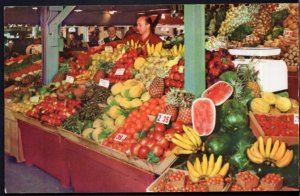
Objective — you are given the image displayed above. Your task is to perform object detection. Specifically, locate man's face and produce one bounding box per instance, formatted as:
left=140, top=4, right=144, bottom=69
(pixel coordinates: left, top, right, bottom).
left=108, top=27, right=116, bottom=38
left=137, top=16, right=150, bottom=35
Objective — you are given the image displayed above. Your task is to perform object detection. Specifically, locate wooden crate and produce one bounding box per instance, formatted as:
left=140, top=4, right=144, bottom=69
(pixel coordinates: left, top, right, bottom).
left=249, top=112, right=298, bottom=145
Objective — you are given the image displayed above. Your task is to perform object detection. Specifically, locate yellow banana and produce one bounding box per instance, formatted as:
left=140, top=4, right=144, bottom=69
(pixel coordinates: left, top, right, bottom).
left=265, top=137, right=272, bottom=158
left=126, top=41, right=130, bottom=46
left=188, top=171, right=200, bottom=183
left=207, top=154, right=215, bottom=176
left=130, top=40, right=134, bottom=48
left=178, top=44, right=183, bottom=54
left=146, top=43, right=151, bottom=55
left=187, top=126, right=202, bottom=147
left=183, top=133, right=190, bottom=141
left=171, top=138, right=195, bottom=151
left=210, top=155, right=223, bottom=177
left=275, top=150, right=294, bottom=168
left=194, top=157, right=203, bottom=176
left=247, top=148, right=264, bottom=164
left=202, top=154, right=208, bottom=175
left=251, top=141, right=264, bottom=160
left=187, top=160, right=200, bottom=178
left=218, top=162, right=230, bottom=177
left=150, top=44, right=155, bottom=55
left=273, top=141, right=286, bottom=161
left=177, top=149, right=195, bottom=155
left=201, top=145, right=205, bottom=152
left=181, top=45, right=185, bottom=54
left=270, top=140, right=280, bottom=159
left=258, top=136, right=266, bottom=158
left=174, top=133, right=194, bottom=146
left=183, top=125, right=198, bottom=147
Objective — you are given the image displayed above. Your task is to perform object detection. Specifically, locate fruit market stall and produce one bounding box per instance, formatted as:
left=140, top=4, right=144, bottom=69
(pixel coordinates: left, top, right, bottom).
left=4, top=3, right=299, bottom=193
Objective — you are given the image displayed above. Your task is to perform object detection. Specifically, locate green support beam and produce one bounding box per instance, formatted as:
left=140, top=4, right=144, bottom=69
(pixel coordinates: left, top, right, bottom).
left=42, top=6, right=75, bottom=84
left=184, top=4, right=206, bottom=98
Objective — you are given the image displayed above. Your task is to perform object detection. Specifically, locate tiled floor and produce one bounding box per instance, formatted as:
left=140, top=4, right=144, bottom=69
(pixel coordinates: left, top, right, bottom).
left=4, top=155, right=73, bottom=193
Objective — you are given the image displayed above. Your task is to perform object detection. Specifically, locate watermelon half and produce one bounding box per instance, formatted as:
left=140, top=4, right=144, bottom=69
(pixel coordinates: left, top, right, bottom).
left=202, top=81, right=233, bottom=106
left=191, top=98, right=216, bottom=136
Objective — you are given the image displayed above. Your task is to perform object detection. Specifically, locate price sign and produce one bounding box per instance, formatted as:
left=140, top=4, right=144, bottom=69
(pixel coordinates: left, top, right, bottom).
left=105, top=46, right=113, bottom=52
left=115, top=68, right=125, bottom=76
left=30, top=96, right=40, bottom=103
left=156, top=113, right=171, bottom=125
left=283, top=29, right=293, bottom=37
left=65, top=75, right=74, bottom=83
left=98, top=79, right=110, bottom=88
left=114, top=134, right=127, bottom=142
left=294, top=114, right=299, bottom=125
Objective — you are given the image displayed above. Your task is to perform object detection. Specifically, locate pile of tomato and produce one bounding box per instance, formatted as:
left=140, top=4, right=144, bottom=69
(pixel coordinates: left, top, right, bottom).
left=26, top=96, right=81, bottom=126
left=164, top=59, right=185, bottom=92
left=254, top=114, right=298, bottom=136
left=8, top=62, right=42, bottom=79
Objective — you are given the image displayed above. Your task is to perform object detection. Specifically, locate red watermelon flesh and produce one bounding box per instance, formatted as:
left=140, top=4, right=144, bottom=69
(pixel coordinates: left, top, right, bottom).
left=192, top=98, right=216, bottom=136
left=202, top=81, right=233, bottom=106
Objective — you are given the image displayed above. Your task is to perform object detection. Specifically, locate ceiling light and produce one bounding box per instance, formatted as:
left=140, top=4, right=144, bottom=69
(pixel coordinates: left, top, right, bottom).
left=137, top=12, right=145, bottom=15
left=74, top=9, right=83, bottom=12
left=32, top=7, right=38, bottom=10
left=108, top=10, right=117, bottom=15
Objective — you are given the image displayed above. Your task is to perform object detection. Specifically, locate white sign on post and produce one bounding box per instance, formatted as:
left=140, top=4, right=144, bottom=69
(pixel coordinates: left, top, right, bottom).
left=65, top=75, right=74, bottom=83
left=115, top=68, right=125, bottom=76
left=294, top=114, right=299, bottom=125
left=156, top=113, right=171, bottom=125
left=114, top=134, right=127, bottom=142
left=98, top=79, right=110, bottom=88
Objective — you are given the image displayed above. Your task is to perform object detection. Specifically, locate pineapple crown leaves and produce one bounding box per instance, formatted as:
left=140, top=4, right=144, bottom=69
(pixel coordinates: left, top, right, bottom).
left=166, top=87, right=181, bottom=106
left=156, top=66, right=170, bottom=78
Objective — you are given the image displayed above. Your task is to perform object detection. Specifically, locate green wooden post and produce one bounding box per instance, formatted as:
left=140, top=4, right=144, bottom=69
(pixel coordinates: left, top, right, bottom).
left=184, top=4, right=206, bottom=98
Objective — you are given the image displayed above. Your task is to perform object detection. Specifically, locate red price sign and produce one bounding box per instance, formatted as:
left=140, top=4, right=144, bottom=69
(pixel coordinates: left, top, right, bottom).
left=156, top=113, right=171, bottom=125
left=114, top=134, right=127, bottom=142
left=283, top=29, right=293, bottom=37
left=294, top=114, right=299, bottom=125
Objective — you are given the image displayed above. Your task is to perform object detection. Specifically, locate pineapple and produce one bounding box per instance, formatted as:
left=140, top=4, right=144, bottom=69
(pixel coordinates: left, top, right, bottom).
left=237, top=61, right=261, bottom=98
left=177, top=90, right=195, bottom=124
left=164, top=88, right=180, bottom=121
left=148, top=66, right=169, bottom=98
left=21, top=74, right=35, bottom=85
left=53, top=63, right=69, bottom=82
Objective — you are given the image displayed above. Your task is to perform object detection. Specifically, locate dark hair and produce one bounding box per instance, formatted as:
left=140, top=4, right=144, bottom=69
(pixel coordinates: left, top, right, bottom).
left=107, top=25, right=116, bottom=30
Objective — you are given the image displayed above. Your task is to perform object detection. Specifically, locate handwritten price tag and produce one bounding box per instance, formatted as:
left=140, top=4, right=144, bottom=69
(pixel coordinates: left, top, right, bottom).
left=65, top=75, right=74, bottom=83
left=294, top=114, right=299, bottom=125
left=98, top=79, right=110, bottom=88
left=156, top=113, right=171, bottom=125
left=283, top=29, right=293, bottom=37
left=115, top=68, right=125, bottom=76
left=30, top=96, right=40, bottom=103
left=114, top=134, right=127, bottom=142
left=105, top=46, right=113, bottom=52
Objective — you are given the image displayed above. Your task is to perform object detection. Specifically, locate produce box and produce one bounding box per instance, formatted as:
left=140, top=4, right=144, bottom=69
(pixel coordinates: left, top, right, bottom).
left=146, top=168, right=231, bottom=192
left=249, top=112, right=299, bottom=145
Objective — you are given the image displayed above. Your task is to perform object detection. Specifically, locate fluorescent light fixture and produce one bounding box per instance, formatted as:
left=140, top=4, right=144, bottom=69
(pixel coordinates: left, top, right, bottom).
left=32, top=7, right=38, bottom=10
left=74, top=9, right=83, bottom=12
left=108, top=10, right=117, bottom=15
left=137, top=12, right=145, bottom=15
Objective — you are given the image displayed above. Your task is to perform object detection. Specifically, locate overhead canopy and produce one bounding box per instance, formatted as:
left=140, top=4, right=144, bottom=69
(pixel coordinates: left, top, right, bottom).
left=4, top=5, right=184, bottom=26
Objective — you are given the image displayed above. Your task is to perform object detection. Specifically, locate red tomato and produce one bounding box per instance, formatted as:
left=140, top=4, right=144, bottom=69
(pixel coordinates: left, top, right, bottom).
left=147, top=139, right=156, bottom=149
left=138, top=146, right=150, bottom=159
left=139, top=138, right=150, bottom=146
left=154, top=123, right=166, bottom=132
left=152, top=145, right=164, bottom=157
left=147, top=131, right=155, bottom=139
left=165, top=128, right=177, bottom=141
left=172, top=121, right=184, bottom=133
left=157, top=137, right=169, bottom=150
left=130, top=143, right=141, bottom=156
left=153, top=131, right=164, bottom=141
left=163, top=149, right=172, bottom=158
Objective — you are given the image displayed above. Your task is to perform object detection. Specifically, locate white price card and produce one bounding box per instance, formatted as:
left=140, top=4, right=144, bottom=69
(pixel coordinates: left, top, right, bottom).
left=65, top=75, right=74, bottom=83
left=115, top=68, right=125, bottom=76
left=114, top=134, right=127, bottom=142
left=98, top=79, right=110, bottom=88
left=30, top=96, right=40, bottom=103
left=156, top=113, right=171, bottom=125
left=283, top=29, right=293, bottom=37
left=294, top=114, right=299, bottom=125
left=105, top=46, right=113, bottom=52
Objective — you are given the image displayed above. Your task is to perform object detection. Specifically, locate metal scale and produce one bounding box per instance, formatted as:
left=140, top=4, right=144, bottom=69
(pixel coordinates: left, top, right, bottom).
left=228, top=47, right=288, bottom=92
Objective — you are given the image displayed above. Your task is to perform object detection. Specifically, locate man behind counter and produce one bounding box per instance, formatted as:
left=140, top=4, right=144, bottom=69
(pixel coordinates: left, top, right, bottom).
left=103, top=26, right=121, bottom=44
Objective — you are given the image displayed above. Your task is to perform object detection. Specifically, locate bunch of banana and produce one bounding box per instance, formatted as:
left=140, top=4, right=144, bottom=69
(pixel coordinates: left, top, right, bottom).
left=146, top=42, right=163, bottom=56
left=172, top=125, right=203, bottom=155
left=170, top=44, right=184, bottom=57
left=126, top=40, right=141, bottom=49
left=246, top=136, right=294, bottom=168
left=187, top=154, right=230, bottom=183
left=75, top=70, right=93, bottom=84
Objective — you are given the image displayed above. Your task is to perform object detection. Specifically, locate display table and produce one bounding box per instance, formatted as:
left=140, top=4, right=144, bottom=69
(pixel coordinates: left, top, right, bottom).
left=64, top=138, right=156, bottom=192
left=16, top=114, right=70, bottom=188
left=288, top=71, right=298, bottom=100
left=4, top=106, right=25, bottom=162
